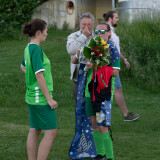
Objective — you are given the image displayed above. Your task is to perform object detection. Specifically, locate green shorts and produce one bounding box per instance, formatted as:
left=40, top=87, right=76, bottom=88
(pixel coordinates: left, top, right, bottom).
left=27, top=104, right=57, bottom=130
left=85, top=97, right=96, bottom=116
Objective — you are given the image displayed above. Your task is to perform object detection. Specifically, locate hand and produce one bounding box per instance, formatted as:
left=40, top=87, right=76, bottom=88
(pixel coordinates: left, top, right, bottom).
left=82, top=26, right=91, bottom=37
left=124, top=59, right=130, bottom=69
left=48, top=99, right=58, bottom=109
left=72, top=49, right=80, bottom=64
left=76, top=49, right=80, bottom=57
left=85, top=60, right=95, bottom=69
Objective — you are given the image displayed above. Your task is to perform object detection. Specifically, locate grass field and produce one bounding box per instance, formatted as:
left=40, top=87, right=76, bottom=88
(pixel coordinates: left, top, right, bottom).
left=0, top=29, right=160, bottom=160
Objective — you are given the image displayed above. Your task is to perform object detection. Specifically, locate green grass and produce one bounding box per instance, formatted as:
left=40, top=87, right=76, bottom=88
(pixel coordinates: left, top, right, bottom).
left=116, top=15, right=160, bottom=93
left=0, top=29, right=160, bottom=160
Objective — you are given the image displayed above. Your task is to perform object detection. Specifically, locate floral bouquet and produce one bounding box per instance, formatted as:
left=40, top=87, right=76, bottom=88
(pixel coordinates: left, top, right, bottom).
left=82, top=35, right=111, bottom=70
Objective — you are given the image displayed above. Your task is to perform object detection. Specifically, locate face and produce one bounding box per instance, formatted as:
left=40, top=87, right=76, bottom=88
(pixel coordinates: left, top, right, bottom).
left=111, top=13, right=119, bottom=27
left=80, top=17, right=94, bottom=33
left=95, top=24, right=111, bottom=41
left=37, top=25, right=48, bottom=42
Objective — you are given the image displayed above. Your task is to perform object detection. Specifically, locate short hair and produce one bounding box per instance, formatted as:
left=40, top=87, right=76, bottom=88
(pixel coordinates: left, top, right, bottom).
left=80, top=12, right=95, bottom=23
left=97, top=23, right=110, bottom=31
left=103, top=10, right=117, bottom=22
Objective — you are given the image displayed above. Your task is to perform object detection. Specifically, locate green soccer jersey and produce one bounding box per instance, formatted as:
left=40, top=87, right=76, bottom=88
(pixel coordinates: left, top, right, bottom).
left=21, top=43, right=53, bottom=105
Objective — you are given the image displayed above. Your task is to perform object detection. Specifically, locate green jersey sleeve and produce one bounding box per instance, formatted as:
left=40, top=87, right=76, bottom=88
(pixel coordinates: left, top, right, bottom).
left=21, top=57, right=25, bottom=67
left=111, top=58, right=120, bottom=69
left=29, top=44, right=45, bottom=74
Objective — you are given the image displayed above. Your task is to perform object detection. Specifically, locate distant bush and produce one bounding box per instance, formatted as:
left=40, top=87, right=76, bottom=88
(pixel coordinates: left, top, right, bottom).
left=62, top=21, right=69, bottom=31
left=117, top=13, right=160, bottom=93
left=52, top=23, right=58, bottom=30
left=0, top=0, right=48, bottom=39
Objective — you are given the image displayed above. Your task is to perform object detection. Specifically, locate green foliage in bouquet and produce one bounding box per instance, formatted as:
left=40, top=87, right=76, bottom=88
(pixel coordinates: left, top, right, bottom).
left=83, top=35, right=111, bottom=68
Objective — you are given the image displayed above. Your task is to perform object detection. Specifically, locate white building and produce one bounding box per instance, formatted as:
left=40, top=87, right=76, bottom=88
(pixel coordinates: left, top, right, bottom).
left=117, top=0, right=160, bottom=21
left=32, top=0, right=116, bottom=29
left=32, top=0, right=159, bottom=29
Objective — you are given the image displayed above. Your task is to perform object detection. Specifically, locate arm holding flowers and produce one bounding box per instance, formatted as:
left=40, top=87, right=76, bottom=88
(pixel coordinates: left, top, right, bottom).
left=85, top=60, right=96, bottom=69
left=72, top=35, right=119, bottom=77
left=85, top=60, right=119, bottom=77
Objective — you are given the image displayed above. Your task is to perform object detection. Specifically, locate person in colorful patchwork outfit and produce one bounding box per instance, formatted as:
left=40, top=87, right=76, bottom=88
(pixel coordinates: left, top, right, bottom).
left=72, top=23, right=120, bottom=160
left=67, top=12, right=100, bottom=160
left=20, top=19, right=58, bottom=160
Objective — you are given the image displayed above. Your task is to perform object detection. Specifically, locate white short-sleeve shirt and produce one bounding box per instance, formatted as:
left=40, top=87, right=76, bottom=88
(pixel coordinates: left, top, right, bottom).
left=110, top=25, right=120, bottom=54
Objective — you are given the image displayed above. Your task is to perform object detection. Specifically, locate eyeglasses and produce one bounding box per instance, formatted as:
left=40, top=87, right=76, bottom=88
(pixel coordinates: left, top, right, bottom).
left=82, top=23, right=93, bottom=27
left=94, top=29, right=109, bottom=34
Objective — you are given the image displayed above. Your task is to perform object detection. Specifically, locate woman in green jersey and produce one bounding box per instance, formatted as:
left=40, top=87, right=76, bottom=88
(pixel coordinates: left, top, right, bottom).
left=20, top=19, right=58, bottom=160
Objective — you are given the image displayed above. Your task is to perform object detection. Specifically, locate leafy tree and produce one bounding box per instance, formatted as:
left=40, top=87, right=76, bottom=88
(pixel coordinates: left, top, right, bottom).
left=0, top=0, right=48, bottom=38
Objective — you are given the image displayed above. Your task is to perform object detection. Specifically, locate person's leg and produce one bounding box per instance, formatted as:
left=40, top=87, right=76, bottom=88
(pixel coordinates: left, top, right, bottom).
left=37, top=129, right=57, bottom=160
left=114, top=87, right=128, bottom=117
left=114, top=75, right=140, bottom=121
left=86, top=97, right=105, bottom=159
left=27, top=128, right=41, bottom=160
left=95, top=100, right=114, bottom=160
left=90, top=116, right=105, bottom=160
left=99, top=126, right=114, bottom=160
left=114, top=75, right=128, bottom=117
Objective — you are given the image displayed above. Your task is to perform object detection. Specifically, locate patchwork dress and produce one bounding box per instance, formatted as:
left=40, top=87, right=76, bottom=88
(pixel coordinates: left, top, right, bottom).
left=69, top=40, right=120, bottom=159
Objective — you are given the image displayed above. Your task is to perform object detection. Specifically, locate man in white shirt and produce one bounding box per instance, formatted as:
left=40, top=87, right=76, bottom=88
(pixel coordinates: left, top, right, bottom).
left=103, top=10, right=140, bottom=121
left=66, top=12, right=95, bottom=103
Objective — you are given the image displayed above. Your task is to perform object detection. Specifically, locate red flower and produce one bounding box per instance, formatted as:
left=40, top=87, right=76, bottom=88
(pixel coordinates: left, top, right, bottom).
left=94, top=46, right=102, bottom=55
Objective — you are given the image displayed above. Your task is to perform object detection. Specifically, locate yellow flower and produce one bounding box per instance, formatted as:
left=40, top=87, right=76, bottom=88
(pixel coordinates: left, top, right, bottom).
left=101, top=40, right=109, bottom=49
left=104, top=45, right=109, bottom=49
left=101, top=40, right=107, bottom=46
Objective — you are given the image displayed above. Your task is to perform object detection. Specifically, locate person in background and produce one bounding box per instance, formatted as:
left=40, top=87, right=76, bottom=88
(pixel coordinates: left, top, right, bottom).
left=103, top=11, right=140, bottom=121
left=20, top=19, right=58, bottom=160
left=66, top=12, right=95, bottom=103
